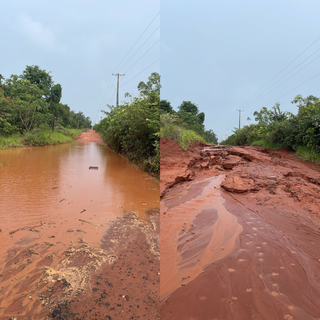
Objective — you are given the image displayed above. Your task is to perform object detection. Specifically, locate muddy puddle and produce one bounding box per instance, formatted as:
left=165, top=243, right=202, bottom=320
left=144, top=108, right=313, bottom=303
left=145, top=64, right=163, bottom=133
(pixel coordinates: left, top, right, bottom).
left=160, top=175, right=243, bottom=300
left=0, top=139, right=159, bottom=319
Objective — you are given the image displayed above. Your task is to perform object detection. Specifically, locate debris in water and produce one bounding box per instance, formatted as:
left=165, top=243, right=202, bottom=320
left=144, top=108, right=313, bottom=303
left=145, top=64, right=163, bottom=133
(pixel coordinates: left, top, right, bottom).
left=67, top=229, right=87, bottom=233
left=80, top=209, right=86, bottom=213
left=51, top=187, right=57, bottom=189
left=89, top=166, right=98, bottom=170
left=79, top=218, right=103, bottom=227
left=9, top=221, right=43, bottom=235
left=59, top=198, right=65, bottom=203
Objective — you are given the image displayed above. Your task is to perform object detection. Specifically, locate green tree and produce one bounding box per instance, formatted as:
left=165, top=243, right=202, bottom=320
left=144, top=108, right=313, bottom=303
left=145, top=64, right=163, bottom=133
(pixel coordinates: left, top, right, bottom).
left=7, top=79, right=48, bottom=131
left=160, top=99, right=174, bottom=113
left=204, top=129, right=218, bottom=144
left=137, top=72, right=161, bottom=103
left=21, top=65, right=53, bottom=100
left=178, top=101, right=199, bottom=115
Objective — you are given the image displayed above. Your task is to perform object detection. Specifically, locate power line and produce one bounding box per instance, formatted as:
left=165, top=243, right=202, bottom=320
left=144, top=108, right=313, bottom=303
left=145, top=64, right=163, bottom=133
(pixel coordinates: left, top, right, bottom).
left=124, top=39, right=160, bottom=74
left=236, top=35, right=320, bottom=110
left=120, top=59, right=160, bottom=88
left=254, top=71, right=320, bottom=110
left=118, top=26, right=160, bottom=72
left=242, top=52, right=320, bottom=112
left=112, top=11, right=160, bottom=73
left=100, top=75, right=113, bottom=108
left=105, top=77, right=117, bottom=106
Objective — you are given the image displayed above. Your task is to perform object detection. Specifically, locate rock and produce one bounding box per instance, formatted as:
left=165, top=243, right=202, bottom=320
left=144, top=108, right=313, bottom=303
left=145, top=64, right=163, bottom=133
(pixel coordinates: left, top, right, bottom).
left=222, top=155, right=242, bottom=169
left=221, top=176, right=258, bottom=193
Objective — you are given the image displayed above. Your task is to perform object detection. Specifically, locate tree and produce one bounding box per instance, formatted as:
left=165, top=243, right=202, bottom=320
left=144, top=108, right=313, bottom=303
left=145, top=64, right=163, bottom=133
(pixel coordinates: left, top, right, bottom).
left=253, top=103, right=291, bottom=125
left=178, top=101, right=199, bottom=115
left=137, top=72, right=161, bottom=103
left=8, top=79, right=48, bottom=131
left=0, top=88, right=17, bottom=134
left=204, top=129, right=218, bottom=144
left=198, top=112, right=205, bottom=124
left=21, top=65, right=53, bottom=100
left=50, top=84, right=62, bottom=103
left=160, top=100, right=174, bottom=113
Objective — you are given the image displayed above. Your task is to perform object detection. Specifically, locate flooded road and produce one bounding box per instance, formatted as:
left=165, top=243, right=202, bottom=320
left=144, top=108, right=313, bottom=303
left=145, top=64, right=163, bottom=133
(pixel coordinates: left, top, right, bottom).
left=160, top=138, right=320, bottom=320
left=0, top=132, right=159, bottom=319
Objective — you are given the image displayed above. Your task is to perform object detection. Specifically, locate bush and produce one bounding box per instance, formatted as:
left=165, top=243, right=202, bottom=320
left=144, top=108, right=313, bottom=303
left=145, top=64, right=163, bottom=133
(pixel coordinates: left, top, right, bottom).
left=295, top=146, right=320, bottom=164
left=160, top=124, right=182, bottom=142
left=95, top=96, right=160, bottom=175
left=179, top=129, right=205, bottom=149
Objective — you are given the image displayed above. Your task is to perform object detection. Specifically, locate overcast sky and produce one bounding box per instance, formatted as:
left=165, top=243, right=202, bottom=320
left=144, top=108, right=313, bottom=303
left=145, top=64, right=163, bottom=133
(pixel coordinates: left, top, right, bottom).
left=0, top=0, right=160, bottom=125
left=2, top=1, right=320, bottom=141
left=161, top=0, right=320, bottom=142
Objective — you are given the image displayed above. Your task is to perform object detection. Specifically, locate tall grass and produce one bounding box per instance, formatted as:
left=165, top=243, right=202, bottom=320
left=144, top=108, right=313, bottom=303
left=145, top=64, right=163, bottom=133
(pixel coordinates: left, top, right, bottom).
left=0, top=128, right=84, bottom=149
left=250, top=139, right=282, bottom=150
left=295, top=146, right=320, bottom=164
left=160, top=124, right=205, bottom=149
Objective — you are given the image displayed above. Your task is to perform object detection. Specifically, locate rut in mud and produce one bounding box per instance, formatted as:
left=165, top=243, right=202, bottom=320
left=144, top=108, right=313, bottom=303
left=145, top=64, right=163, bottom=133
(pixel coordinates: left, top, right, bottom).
left=160, top=138, right=320, bottom=320
left=0, top=130, right=160, bottom=319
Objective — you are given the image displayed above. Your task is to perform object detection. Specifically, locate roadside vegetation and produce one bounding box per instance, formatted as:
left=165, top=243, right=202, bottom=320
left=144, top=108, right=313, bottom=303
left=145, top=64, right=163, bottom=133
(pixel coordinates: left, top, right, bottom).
left=0, top=65, right=91, bottom=149
left=160, top=100, right=218, bottom=149
left=94, top=72, right=160, bottom=176
left=221, top=95, right=320, bottom=163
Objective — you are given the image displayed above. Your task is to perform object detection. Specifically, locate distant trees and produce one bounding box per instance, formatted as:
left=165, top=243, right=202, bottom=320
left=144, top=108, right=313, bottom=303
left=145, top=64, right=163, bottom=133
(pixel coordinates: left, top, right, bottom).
left=159, top=98, right=218, bottom=146
left=160, top=100, right=174, bottom=114
left=221, top=95, right=320, bottom=161
left=0, top=65, right=91, bottom=135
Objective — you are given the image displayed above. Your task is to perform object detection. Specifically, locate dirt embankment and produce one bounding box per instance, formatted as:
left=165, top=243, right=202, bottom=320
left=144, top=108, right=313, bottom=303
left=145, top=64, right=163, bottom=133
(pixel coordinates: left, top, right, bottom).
left=160, top=138, right=320, bottom=320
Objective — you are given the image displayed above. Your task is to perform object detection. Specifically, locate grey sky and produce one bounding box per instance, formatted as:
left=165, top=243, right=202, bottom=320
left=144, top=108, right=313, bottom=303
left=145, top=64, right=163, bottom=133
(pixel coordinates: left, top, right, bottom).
left=161, top=0, right=320, bottom=142
left=0, top=0, right=160, bottom=125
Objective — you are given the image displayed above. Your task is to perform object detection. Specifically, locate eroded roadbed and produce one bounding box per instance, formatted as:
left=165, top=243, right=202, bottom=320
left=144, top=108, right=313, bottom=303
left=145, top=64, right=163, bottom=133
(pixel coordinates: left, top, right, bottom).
left=160, top=138, right=320, bottom=320
left=0, top=210, right=160, bottom=320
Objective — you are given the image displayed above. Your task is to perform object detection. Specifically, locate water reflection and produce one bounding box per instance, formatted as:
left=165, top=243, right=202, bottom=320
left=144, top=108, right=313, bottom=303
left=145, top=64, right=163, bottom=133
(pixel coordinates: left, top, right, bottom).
left=0, top=141, right=159, bottom=243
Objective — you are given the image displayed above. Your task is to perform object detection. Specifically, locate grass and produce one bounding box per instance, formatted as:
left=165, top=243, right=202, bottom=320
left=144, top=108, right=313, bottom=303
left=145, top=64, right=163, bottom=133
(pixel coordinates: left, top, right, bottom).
left=251, top=140, right=320, bottom=165
left=179, top=129, right=205, bottom=149
left=295, top=146, right=320, bottom=164
left=250, top=139, right=282, bottom=150
left=0, top=128, right=84, bottom=149
left=160, top=124, right=205, bottom=150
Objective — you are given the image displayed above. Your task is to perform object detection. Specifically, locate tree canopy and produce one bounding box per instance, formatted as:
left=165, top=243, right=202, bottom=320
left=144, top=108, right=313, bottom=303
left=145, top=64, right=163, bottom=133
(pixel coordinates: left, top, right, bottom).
left=0, top=65, right=91, bottom=135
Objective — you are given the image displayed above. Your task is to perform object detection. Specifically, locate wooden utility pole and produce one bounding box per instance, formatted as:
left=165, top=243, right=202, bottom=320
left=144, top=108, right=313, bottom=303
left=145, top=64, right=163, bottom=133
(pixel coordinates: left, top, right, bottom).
left=237, top=109, right=244, bottom=129
left=112, top=73, right=125, bottom=108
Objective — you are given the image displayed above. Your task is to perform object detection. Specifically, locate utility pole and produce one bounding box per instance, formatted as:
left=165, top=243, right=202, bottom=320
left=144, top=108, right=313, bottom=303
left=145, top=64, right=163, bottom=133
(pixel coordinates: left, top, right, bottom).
left=236, top=109, right=244, bottom=129
left=112, top=73, right=125, bottom=108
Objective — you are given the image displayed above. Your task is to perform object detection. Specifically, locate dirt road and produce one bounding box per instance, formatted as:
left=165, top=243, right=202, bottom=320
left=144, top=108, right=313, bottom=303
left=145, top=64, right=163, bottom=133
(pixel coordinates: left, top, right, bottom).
left=0, top=130, right=160, bottom=319
left=160, top=138, right=320, bottom=320
left=76, top=129, right=105, bottom=143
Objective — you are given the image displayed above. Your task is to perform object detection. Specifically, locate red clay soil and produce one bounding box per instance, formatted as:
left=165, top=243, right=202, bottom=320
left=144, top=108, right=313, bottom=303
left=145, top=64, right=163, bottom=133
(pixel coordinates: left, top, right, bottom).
left=43, top=210, right=160, bottom=320
left=160, top=138, right=320, bottom=320
left=0, top=211, right=159, bottom=320
left=76, top=129, right=104, bottom=143
left=0, top=131, right=159, bottom=320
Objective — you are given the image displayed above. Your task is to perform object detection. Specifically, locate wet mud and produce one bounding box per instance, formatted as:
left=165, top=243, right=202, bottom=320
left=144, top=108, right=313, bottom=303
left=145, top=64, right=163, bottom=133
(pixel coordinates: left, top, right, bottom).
left=160, top=138, right=320, bottom=320
left=0, top=130, right=159, bottom=319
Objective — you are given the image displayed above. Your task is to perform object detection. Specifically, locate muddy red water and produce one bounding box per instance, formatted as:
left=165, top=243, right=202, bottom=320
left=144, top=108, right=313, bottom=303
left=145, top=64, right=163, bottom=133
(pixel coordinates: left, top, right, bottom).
left=0, top=130, right=159, bottom=319
left=160, top=138, right=320, bottom=320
